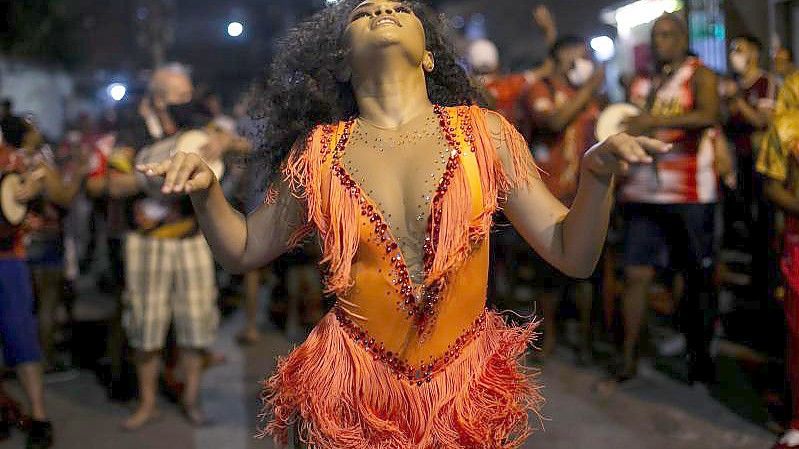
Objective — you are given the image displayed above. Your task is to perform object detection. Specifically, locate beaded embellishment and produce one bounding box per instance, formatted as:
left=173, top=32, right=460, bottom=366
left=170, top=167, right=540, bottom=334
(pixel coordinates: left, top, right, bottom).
left=327, top=106, right=474, bottom=329
left=334, top=306, right=487, bottom=385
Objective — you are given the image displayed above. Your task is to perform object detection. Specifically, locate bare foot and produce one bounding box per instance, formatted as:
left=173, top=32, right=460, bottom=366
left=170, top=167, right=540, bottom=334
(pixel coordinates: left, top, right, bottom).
left=121, top=405, right=160, bottom=431
left=181, top=403, right=210, bottom=427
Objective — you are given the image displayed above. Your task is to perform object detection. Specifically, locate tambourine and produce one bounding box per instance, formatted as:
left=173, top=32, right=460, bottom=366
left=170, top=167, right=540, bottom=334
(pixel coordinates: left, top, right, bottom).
left=0, top=173, right=28, bottom=226
left=595, top=103, right=641, bottom=141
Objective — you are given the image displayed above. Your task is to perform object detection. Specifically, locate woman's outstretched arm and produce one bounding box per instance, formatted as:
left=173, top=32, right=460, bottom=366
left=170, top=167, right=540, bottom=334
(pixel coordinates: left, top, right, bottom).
left=138, top=151, right=303, bottom=273
left=488, top=113, right=670, bottom=278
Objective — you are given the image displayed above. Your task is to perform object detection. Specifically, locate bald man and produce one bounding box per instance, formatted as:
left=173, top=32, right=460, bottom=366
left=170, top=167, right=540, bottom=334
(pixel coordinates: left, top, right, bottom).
left=104, top=63, right=218, bottom=430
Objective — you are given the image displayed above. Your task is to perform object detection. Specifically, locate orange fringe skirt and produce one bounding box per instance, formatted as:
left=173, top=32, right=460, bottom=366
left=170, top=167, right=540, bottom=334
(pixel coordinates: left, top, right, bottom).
left=259, top=309, right=543, bottom=449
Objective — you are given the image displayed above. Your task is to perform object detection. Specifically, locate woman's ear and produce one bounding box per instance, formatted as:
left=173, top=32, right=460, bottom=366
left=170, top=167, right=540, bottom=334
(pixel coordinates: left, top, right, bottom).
left=423, top=51, right=435, bottom=73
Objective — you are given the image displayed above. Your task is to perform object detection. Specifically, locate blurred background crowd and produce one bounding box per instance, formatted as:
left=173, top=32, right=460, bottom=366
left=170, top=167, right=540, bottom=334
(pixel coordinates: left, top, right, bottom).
left=1, top=0, right=799, bottom=448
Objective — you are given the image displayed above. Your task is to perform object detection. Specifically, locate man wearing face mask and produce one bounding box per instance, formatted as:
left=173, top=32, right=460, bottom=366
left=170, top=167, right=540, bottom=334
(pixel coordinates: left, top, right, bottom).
left=518, top=35, right=604, bottom=360
left=106, top=63, right=219, bottom=430
left=722, top=35, right=776, bottom=219
left=470, top=5, right=558, bottom=124
left=722, top=35, right=777, bottom=324
left=614, top=14, right=721, bottom=386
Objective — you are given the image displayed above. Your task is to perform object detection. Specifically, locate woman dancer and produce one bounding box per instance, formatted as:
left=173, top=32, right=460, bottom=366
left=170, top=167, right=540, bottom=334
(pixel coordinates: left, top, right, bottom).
left=139, top=1, right=668, bottom=447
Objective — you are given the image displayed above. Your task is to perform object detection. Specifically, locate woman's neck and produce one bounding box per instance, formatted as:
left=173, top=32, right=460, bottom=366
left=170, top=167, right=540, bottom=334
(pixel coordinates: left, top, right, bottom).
left=352, top=64, right=433, bottom=129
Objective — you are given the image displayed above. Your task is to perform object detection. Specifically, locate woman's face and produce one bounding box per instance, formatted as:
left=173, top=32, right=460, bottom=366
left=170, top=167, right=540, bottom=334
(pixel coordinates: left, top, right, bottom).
left=343, top=0, right=430, bottom=72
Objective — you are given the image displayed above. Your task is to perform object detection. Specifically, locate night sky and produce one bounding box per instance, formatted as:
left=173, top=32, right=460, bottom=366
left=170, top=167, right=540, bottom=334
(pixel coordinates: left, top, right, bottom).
left=67, top=0, right=622, bottom=103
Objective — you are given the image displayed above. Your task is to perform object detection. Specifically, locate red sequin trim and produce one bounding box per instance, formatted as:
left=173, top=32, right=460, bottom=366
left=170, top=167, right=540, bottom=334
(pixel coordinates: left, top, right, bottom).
left=326, top=107, right=476, bottom=332
left=334, top=306, right=488, bottom=386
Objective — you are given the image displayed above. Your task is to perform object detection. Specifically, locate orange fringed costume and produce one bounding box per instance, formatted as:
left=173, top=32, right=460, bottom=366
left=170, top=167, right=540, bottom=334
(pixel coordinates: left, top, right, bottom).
left=260, top=105, right=544, bottom=448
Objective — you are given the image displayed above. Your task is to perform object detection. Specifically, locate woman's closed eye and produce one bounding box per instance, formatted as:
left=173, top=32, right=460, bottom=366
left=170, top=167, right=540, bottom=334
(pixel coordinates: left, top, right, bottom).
left=395, top=5, right=412, bottom=14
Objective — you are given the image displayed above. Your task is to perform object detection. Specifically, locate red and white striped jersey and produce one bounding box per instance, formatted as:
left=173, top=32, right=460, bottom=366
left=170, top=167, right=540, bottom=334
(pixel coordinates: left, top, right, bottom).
left=620, top=57, right=719, bottom=204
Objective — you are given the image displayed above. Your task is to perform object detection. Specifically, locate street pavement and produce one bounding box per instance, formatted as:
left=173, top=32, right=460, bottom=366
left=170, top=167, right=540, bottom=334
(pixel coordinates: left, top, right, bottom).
left=3, top=309, right=775, bottom=449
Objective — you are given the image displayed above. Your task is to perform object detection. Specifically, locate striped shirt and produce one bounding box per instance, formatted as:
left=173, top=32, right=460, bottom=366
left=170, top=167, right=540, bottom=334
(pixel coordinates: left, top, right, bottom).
left=620, top=57, right=718, bottom=204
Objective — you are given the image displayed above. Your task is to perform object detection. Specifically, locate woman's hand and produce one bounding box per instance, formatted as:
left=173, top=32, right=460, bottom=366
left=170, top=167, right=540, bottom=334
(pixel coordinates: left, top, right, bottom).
left=136, top=151, right=216, bottom=195
left=582, top=133, right=671, bottom=180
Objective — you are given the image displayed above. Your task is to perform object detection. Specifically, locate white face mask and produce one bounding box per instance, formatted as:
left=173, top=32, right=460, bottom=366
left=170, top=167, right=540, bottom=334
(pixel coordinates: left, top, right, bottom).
left=567, top=58, right=595, bottom=86
left=729, top=52, right=748, bottom=74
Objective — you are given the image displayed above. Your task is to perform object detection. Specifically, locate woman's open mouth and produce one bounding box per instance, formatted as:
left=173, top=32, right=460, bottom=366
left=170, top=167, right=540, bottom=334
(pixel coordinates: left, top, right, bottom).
left=371, top=16, right=402, bottom=30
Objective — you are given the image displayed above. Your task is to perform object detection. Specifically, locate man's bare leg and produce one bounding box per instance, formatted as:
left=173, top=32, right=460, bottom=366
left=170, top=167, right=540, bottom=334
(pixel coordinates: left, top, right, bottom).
left=620, top=265, right=655, bottom=378
left=180, top=349, right=207, bottom=426
left=538, top=290, right=560, bottom=358
left=574, top=280, right=594, bottom=364
left=238, top=270, right=262, bottom=344
left=122, top=350, right=160, bottom=430
left=16, top=362, right=46, bottom=420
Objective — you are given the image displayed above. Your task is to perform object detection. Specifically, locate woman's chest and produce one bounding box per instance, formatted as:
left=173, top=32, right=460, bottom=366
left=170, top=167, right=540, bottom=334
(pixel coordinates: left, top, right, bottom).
left=341, top=132, right=453, bottom=236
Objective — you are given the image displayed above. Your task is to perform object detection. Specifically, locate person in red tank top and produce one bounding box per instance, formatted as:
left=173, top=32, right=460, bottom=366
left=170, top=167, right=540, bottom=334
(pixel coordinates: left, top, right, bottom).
left=609, top=13, right=721, bottom=386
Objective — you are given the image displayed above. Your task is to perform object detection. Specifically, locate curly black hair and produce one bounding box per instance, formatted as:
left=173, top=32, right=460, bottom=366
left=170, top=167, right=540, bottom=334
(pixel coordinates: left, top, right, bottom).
left=247, top=0, right=483, bottom=189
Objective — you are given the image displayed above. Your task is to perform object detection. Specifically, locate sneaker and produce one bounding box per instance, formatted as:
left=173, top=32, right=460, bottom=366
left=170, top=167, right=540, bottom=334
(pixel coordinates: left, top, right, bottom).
left=26, top=420, right=53, bottom=449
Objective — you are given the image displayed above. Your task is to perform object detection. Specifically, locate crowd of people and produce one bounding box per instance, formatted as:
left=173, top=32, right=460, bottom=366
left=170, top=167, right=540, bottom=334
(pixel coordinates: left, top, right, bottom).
left=0, top=3, right=798, bottom=449
left=477, top=9, right=799, bottom=449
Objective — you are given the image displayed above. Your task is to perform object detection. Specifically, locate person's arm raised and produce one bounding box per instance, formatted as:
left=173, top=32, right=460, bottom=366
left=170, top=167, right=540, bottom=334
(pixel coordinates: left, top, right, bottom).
left=490, top=113, right=670, bottom=278
left=137, top=151, right=303, bottom=273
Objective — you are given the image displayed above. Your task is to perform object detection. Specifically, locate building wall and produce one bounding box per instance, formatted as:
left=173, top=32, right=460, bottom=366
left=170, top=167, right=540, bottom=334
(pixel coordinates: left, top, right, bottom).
left=725, top=0, right=770, bottom=66
left=0, top=58, right=74, bottom=141
left=441, top=0, right=618, bottom=72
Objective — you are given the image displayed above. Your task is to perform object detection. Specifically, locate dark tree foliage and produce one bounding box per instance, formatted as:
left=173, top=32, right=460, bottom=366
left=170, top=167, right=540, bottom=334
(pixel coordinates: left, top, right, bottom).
left=0, top=0, right=82, bottom=67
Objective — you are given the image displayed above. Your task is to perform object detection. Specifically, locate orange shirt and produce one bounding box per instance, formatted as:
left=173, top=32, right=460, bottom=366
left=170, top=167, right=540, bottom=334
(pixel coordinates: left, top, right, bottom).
left=483, top=73, right=533, bottom=125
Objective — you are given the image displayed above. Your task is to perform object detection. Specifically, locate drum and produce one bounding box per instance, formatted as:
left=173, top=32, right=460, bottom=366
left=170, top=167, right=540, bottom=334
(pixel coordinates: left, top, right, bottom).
left=135, top=131, right=224, bottom=197
left=595, top=103, right=641, bottom=141
left=0, top=173, right=28, bottom=226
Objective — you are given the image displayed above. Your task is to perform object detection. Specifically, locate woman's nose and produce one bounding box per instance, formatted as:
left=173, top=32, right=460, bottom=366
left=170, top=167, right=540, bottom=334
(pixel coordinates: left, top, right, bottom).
left=374, top=5, right=395, bottom=16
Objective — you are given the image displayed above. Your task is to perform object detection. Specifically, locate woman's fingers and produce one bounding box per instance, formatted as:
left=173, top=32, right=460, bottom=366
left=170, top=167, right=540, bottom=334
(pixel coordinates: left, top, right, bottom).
left=183, top=171, right=212, bottom=193
left=634, top=136, right=672, bottom=154
left=605, top=134, right=649, bottom=165
left=137, top=160, right=171, bottom=177
left=136, top=152, right=213, bottom=194
left=172, top=155, right=202, bottom=192
left=162, top=152, right=187, bottom=193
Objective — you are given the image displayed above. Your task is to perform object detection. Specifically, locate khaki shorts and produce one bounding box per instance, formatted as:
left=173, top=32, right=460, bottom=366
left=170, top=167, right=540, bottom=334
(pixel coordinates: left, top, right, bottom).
left=123, top=233, right=219, bottom=351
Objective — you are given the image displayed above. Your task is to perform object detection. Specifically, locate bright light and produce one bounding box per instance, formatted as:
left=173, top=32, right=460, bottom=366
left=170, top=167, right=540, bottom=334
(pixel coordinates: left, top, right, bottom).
left=591, top=36, right=616, bottom=62
left=107, top=83, right=127, bottom=101
left=612, top=0, right=683, bottom=36
left=227, top=21, right=244, bottom=37
left=325, top=0, right=340, bottom=3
